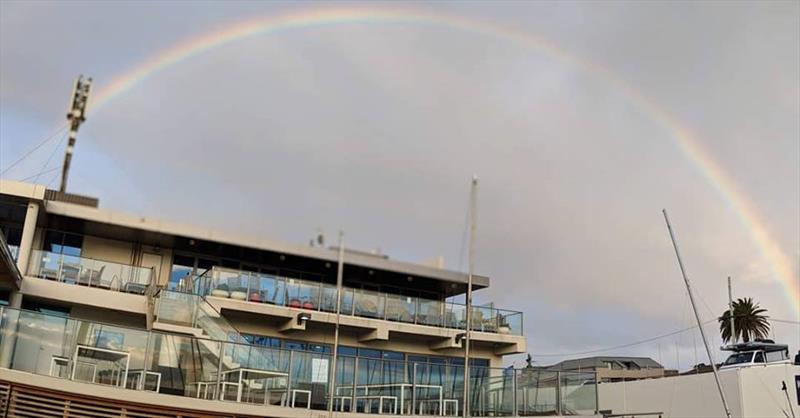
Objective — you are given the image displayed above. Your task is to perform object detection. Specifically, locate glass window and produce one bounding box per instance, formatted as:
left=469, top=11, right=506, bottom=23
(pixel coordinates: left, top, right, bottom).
left=753, top=352, right=765, bottom=363
left=61, top=233, right=82, bottom=256
left=169, top=255, right=195, bottom=291
left=382, top=351, right=404, bottom=361
left=338, top=346, right=358, bottom=357
left=358, top=348, right=382, bottom=359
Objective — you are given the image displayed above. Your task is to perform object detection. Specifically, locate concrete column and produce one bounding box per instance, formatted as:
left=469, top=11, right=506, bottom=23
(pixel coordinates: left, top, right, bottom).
left=15, top=201, right=39, bottom=276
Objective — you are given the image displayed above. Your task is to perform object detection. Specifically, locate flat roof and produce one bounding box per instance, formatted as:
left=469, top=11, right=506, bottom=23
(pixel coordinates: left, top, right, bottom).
left=0, top=179, right=489, bottom=288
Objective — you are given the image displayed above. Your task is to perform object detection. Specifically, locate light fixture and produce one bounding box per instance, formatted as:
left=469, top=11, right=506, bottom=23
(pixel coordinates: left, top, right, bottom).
left=455, top=333, right=466, bottom=344
left=297, top=312, right=311, bottom=325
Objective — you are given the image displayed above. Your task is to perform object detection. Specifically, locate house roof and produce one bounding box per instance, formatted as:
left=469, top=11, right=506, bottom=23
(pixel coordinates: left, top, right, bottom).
left=546, top=356, right=664, bottom=371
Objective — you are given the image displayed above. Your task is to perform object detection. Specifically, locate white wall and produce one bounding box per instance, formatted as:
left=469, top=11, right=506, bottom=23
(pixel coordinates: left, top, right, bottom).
left=598, top=363, right=800, bottom=418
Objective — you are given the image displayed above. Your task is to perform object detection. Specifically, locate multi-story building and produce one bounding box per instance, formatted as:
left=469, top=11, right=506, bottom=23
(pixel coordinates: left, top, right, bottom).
left=544, top=357, right=665, bottom=382
left=0, top=179, right=597, bottom=417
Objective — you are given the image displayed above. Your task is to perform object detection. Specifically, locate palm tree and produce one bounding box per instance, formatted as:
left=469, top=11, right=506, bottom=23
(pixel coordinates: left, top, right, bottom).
left=718, top=297, right=771, bottom=344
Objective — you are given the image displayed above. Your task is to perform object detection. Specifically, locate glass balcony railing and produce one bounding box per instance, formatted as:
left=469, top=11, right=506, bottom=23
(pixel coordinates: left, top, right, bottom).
left=27, top=250, right=153, bottom=294
left=190, top=267, right=524, bottom=336
left=7, top=244, right=19, bottom=262
left=0, top=306, right=595, bottom=416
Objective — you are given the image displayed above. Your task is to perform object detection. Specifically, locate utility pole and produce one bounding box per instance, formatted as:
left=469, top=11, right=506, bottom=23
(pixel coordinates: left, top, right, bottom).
left=728, top=276, right=736, bottom=346
left=463, top=175, right=478, bottom=418
left=663, top=209, right=732, bottom=418
left=327, top=231, right=344, bottom=418
left=60, top=75, right=92, bottom=193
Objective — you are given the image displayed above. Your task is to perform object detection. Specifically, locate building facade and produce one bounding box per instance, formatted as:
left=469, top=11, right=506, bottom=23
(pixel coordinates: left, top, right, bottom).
left=0, top=179, right=596, bottom=417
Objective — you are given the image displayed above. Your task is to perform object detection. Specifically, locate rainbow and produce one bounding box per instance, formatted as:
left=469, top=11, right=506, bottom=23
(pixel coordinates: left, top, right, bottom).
left=89, top=6, right=799, bottom=316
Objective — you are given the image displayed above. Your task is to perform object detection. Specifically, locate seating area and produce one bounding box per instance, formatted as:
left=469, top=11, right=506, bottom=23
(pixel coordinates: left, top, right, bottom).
left=27, top=250, right=153, bottom=294
left=196, top=266, right=524, bottom=335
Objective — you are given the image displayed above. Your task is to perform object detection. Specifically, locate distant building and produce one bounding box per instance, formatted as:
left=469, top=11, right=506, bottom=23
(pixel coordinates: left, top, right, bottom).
left=546, top=356, right=665, bottom=382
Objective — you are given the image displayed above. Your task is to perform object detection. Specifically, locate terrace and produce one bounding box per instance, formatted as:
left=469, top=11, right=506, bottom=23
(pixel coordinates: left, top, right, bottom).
left=0, top=306, right=596, bottom=416
left=26, top=249, right=153, bottom=294
left=190, top=266, right=524, bottom=336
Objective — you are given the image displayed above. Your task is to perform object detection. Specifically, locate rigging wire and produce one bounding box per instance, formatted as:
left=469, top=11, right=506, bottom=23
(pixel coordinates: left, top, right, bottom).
left=19, top=166, right=62, bottom=183
left=1, top=124, right=68, bottom=176
left=532, top=316, right=799, bottom=358
left=32, top=130, right=68, bottom=184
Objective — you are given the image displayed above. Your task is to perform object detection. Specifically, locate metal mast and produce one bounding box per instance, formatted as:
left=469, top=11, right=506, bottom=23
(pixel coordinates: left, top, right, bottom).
left=60, top=75, right=92, bottom=192
left=463, top=175, right=478, bottom=418
left=327, top=231, right=345, bottom=418
left=662, top=209, right=732, bottom=418
left=728, top=276, right=736, bottom=346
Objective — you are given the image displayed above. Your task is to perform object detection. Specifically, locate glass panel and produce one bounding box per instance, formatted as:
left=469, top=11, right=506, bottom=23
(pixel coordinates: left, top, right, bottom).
left=320, top=284, right=338, bottom=313
left=498, top=310, right=523, bottom=336
left=286, top=279, right=321, bottom=310
left=247, top=274, right=284, bottom=305
left=290, top=350, right=330, bottom=410
left=472, top=306, right=498, bottom=333
left=417, top=298, right=444, bottom=327
left=170, top=254, right=194, bottom=291
left=560, top=371, right=597, bottom=415
left=445, top=303, right=467, bottom=330
left=73, top=322, right=148, bottom=388
left=353, top=288, right=385, bottom=319
left=156, top=290, right=198, bottom=327
left=385, top=294, right=416, bottom=323
left=7, top=310, right=78, bottom=377
left=221, top=341, right=290, bottom=405
left=516, top=370, right=558, bottom=415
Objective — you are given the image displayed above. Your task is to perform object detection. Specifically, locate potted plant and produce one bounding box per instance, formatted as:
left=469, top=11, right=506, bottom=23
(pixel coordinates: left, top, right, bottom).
left=498, top=316, right=511, bottom=334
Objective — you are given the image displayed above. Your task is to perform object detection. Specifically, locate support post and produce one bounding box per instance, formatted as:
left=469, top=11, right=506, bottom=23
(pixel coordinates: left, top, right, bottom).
left=555, top=371, right=562, bottom=416
left=215, top=342, right=225, bottom=400
left=663, top=209, right=732, bottom=418
left=16, top=201, right=39, bottom=278
left=412, top=362, right=417, bottom=415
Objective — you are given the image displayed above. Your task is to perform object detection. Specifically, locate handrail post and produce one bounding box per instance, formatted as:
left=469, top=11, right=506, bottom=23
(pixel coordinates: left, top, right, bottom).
left=555, top=371, right=562, bottom=416
left=594, top=371, right=600, bottom=415
left=512, top=368, right=518, bottom=417
left=215, top=341, right=225, bottom=400
left=412, top=362, right=417, bottom=415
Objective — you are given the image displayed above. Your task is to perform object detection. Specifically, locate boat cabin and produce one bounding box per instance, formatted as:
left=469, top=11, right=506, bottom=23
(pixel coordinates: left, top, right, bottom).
left=719, top=340, right=790, bottom=370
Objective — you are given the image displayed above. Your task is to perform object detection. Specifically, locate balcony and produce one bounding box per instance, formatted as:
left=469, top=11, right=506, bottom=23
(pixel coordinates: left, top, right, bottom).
left=0, top=306, right=597, bottom=416
left=187, top=267, right=523, bottom=336
left=26, top=250, right=153, bottom=294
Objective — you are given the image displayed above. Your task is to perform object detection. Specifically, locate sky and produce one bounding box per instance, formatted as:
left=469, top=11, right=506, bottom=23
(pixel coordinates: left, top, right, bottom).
left=1, top=1, right=798, bottom=370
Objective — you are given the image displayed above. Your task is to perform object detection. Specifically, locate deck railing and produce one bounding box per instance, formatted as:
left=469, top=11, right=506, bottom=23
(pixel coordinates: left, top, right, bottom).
left=26, top=250, right=153, bottom=294
left=183, top=266, right=523, bottom=336
left=0, top=307, right=594, bottom=416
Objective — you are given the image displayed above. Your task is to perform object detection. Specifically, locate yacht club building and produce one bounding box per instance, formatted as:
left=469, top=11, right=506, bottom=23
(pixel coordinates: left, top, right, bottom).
left=0, top=179, right=597, bottom=417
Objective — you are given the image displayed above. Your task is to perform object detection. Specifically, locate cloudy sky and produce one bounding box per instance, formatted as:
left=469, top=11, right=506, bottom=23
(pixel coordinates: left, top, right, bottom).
left=1, top=1, right=798, bottom=369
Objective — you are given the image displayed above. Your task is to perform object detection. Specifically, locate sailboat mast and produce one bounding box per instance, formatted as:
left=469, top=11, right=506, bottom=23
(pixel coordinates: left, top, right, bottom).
left=663, top=209, right=731, bottom=418
left=462, top=175, right=478, bottom=418
left=60, top=75, right=92, bottom=193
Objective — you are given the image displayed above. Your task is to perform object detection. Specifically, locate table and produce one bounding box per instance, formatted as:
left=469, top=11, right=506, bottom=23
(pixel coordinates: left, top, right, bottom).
left=338, top=383, right=445, bottom=415
left=71, top=345, right=130, bottom=388
left=291, top=389, right=311, bottom=408
left=220, top=368, right=289, bottom=403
